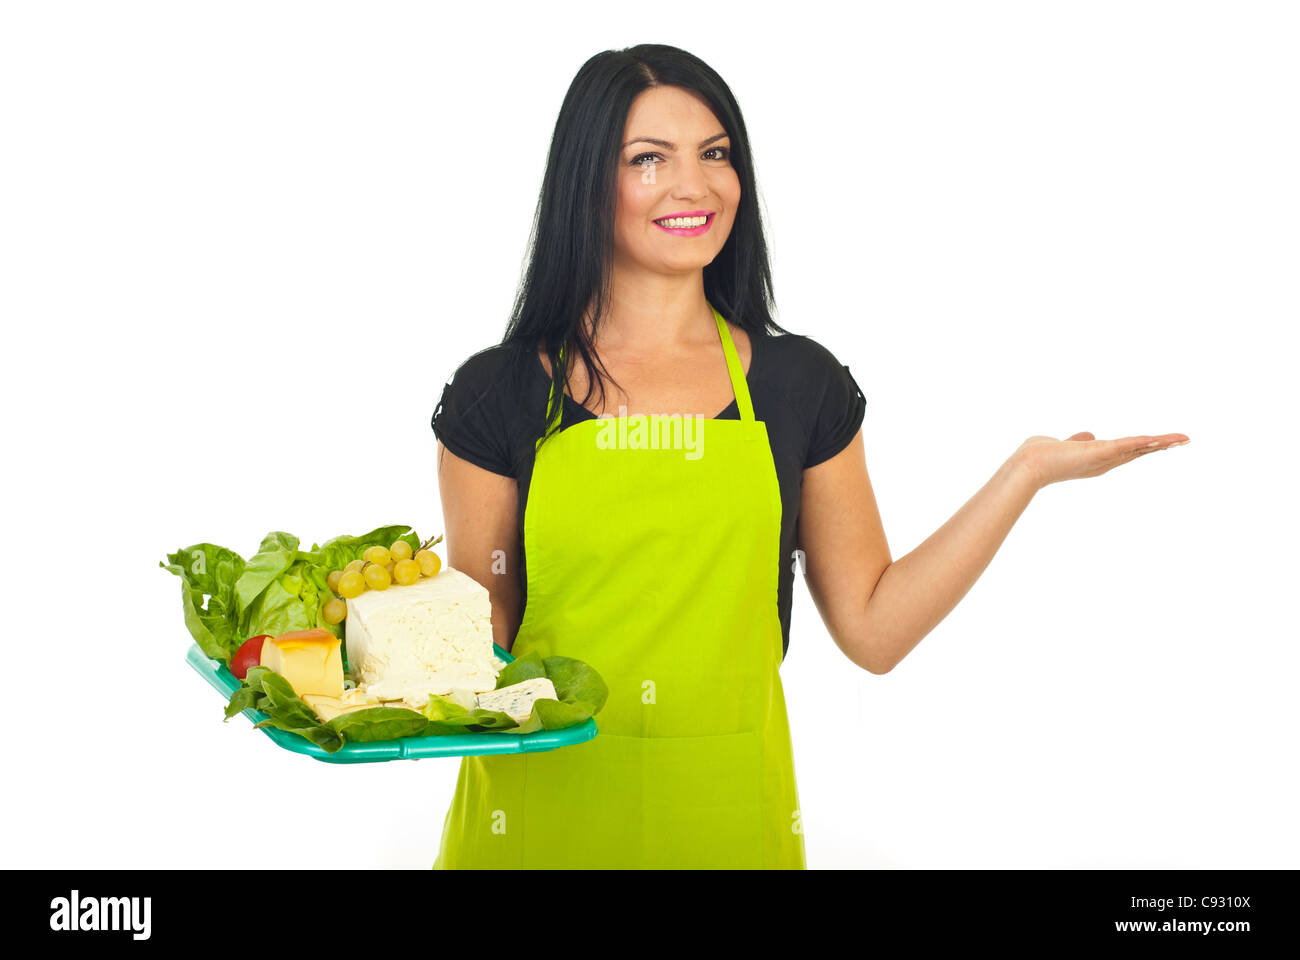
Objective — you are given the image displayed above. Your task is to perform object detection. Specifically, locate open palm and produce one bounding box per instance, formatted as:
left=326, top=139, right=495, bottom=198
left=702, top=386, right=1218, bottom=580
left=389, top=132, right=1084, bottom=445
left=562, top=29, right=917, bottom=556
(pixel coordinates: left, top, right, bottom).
left=1018, top=432, right=1190, bottom=488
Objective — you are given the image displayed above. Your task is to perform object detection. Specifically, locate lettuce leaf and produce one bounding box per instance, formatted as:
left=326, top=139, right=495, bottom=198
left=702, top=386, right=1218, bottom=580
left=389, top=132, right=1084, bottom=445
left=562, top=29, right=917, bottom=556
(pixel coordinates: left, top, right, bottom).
left=419, top=694, right=519, bottom=731
left=234, top=531, right=300, bottom=616
left=162, top=524, right=423, bottom=667
left=302, top=526, right=421, bottom=577
left=239, top=562, right=327, bottom=640
left=160, top=543, right=246, bottom=662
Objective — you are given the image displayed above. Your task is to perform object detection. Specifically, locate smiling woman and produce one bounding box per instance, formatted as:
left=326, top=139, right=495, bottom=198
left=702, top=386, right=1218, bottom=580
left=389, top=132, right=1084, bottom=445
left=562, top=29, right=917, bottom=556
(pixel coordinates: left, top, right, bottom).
left=429, top=43, right=871, bottom=870
left=429, top=41, right=1187, bottom=872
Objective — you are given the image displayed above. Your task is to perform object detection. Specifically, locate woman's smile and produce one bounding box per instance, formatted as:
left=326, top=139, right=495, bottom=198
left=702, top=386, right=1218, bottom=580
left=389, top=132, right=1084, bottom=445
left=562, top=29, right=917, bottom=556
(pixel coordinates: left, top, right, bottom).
left=652, top=211, right=715, bottom=236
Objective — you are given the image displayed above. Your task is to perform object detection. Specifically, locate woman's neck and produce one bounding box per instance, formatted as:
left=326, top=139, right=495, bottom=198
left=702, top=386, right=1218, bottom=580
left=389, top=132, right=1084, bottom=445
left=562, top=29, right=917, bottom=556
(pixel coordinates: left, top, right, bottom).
left=584, top=268, right=715, bottom=355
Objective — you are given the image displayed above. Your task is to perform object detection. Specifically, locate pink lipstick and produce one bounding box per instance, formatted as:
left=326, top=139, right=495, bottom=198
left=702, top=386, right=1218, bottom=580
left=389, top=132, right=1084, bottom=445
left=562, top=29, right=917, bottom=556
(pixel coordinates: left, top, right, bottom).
left=652, top=210, right=715, bottom=237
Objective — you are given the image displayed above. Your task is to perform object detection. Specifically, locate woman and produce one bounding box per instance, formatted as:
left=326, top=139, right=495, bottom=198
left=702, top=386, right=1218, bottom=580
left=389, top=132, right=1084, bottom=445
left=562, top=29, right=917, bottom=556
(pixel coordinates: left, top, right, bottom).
left=429, top=43, right=1187, bottom=870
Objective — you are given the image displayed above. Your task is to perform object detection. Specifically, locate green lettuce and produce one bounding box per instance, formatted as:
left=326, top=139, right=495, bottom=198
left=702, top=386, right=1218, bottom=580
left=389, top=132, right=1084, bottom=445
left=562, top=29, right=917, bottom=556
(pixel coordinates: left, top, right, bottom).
left=161, top=524, right=422, bottom=666
left=302, top=525, right=420, bottom=577
left=418, top=694, right=519, bottom=732
left=159, top=543, right=246, bottom=663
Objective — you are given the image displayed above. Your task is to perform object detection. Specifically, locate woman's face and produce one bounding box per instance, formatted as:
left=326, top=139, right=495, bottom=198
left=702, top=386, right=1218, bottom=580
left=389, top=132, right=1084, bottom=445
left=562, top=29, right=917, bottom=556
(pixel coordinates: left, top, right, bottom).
left=614, top=85, right=740, bottom=276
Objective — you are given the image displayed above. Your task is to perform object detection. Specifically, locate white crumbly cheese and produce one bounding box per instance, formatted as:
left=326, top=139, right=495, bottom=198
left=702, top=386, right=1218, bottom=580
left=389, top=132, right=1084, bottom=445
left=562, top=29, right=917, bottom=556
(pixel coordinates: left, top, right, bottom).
left=345, top=567, right=500, bottom=708
left=476, top=677, right=559, bottom=725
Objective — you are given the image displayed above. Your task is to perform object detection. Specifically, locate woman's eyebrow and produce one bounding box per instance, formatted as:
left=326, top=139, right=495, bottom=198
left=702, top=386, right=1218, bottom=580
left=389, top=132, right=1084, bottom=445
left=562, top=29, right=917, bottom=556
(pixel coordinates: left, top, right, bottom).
left=622, top=132, right=729, bottom=150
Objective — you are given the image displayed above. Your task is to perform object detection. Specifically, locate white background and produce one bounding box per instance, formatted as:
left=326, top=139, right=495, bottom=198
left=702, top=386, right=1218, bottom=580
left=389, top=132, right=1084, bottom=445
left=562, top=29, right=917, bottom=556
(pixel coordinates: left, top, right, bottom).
left=3, top=1, right=1295, bottom=869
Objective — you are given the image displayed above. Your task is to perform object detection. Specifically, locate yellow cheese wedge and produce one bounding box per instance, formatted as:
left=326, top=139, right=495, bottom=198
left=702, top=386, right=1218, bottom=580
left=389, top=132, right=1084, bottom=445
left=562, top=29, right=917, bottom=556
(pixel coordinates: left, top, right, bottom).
left=260, top=629, right=344, bottom=697
left=301, top=691, right=380, bottom=723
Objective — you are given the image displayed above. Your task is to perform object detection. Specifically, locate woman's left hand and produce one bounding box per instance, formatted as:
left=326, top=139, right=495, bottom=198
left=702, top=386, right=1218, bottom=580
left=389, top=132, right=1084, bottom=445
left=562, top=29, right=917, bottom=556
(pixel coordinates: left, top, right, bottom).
left=1015, top=432, right=1191, bottom=490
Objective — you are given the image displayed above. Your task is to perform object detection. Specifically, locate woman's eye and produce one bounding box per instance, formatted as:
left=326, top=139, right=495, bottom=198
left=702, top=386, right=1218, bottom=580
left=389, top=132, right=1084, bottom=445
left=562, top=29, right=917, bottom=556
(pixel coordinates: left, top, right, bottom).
left=629, top=147, right=729, bottom=167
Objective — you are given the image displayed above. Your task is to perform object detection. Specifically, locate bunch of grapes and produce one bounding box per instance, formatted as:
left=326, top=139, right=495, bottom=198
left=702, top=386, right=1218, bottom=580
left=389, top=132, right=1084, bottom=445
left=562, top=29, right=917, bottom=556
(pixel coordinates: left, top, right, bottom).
left=320, top=533, right=444, bottom=624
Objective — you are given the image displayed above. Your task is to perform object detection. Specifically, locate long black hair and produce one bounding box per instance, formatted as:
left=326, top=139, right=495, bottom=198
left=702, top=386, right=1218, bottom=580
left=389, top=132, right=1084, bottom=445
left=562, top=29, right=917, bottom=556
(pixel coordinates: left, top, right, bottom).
left=500, top=43, right=791, bottom=452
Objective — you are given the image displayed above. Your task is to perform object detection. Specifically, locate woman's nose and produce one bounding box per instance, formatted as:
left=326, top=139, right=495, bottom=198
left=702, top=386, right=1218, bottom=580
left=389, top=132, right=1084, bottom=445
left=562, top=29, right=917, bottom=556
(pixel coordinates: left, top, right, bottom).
left=667, top=160, right=710, bottom=200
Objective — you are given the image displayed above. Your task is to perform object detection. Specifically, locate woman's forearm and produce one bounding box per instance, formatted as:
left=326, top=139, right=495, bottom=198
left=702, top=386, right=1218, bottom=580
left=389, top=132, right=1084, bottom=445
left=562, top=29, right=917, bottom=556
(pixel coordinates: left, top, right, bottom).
left=862, top=453, right=1040, bottom=673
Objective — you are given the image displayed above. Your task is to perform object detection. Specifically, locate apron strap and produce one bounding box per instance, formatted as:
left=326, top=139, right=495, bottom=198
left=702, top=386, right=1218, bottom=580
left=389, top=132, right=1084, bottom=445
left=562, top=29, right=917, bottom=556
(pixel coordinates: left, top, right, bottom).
left=712, top=304, right=755, bottom=422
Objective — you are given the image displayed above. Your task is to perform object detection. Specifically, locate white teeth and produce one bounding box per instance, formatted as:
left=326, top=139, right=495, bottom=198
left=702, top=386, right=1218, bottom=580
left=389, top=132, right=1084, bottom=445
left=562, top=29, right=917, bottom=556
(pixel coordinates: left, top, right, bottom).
left=655, top=215, right=709, bottom=229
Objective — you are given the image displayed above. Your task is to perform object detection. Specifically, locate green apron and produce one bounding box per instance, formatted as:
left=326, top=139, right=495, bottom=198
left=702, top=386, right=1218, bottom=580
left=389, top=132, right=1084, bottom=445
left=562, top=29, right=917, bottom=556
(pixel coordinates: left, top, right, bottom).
left=433, top=303, right=806, bottom=869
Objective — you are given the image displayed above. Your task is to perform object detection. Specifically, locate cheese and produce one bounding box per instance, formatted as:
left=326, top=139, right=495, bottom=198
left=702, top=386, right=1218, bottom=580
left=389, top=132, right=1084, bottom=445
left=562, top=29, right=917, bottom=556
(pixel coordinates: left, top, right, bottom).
left=445, top=687, right=481, bottom=711
left=301, top=689, right=381, bottom=723
left=260, top=629, right=344, bottom=697
left=476, top=677, right=558, bottom=725
left=345, top=567, right=500, bottom=709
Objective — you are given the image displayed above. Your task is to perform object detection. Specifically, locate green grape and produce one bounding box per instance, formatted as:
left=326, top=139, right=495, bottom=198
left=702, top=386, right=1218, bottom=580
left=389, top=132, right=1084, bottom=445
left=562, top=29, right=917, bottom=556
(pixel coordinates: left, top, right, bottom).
left=363, top=545, right=391, bottom=566
left=415, top=549, right=441, bottom=577
left=364, top=563, right=392, bottom=591
left=326, top=570, right=343, bottom=593
left=390, top=540, right=413, bottom=562
left=322, top=598, right=347, bottom=624
left=344, top=558, right=365, bottom=575
left=393, top=557, right=420, bottom=585
left=338, top=570, right=366, bottom=599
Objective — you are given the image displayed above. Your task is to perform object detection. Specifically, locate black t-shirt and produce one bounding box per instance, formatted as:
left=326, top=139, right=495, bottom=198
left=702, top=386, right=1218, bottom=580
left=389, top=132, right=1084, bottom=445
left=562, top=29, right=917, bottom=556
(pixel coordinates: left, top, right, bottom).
left=431, top=328, right=867, bottom=661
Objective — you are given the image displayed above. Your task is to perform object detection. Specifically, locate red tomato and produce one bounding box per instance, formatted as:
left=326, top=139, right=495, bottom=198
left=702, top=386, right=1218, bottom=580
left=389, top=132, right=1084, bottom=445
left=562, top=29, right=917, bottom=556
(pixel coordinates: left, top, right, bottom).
left=231, top=635, right=270, bottom=680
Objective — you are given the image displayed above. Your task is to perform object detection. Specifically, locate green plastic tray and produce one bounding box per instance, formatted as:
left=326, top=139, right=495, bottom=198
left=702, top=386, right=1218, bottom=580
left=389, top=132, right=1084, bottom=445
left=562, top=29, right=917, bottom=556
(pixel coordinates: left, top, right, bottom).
left=186, top=642, right=598, bottom=764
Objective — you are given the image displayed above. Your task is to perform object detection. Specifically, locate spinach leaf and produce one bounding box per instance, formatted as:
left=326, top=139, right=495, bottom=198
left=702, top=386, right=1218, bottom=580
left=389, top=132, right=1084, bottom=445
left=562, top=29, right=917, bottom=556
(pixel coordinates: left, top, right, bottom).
left=492, top=654, right=609, bottom=735
left=225, top=667, right=344, bottom=752
left=325, top=707, right=434, bottom=742
left=495, top=650, right=547, bottom=687
left=542, top=655, right=609, bottom=718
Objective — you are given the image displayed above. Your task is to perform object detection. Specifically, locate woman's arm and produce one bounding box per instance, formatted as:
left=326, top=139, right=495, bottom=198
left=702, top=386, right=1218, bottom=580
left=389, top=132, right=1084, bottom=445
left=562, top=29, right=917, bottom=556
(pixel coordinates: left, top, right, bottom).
left=799, top=431, right=1036, bottom=674
left=436, top=442, right=523, bottom=653
left=798, top=428, right=1188, bottom=674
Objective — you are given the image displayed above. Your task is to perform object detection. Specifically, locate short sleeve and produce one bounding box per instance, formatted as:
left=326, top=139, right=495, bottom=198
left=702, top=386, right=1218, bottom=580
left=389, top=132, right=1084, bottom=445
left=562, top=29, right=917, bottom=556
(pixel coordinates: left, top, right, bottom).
left=431, top=348, right=517, bottom=478
left=802, top=339, right=867, bottom=469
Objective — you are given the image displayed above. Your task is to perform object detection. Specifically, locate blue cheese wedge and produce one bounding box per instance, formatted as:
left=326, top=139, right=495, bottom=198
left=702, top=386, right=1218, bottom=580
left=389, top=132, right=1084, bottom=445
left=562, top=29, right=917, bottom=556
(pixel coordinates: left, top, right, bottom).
left=476, top=677, right=559, bottom=725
